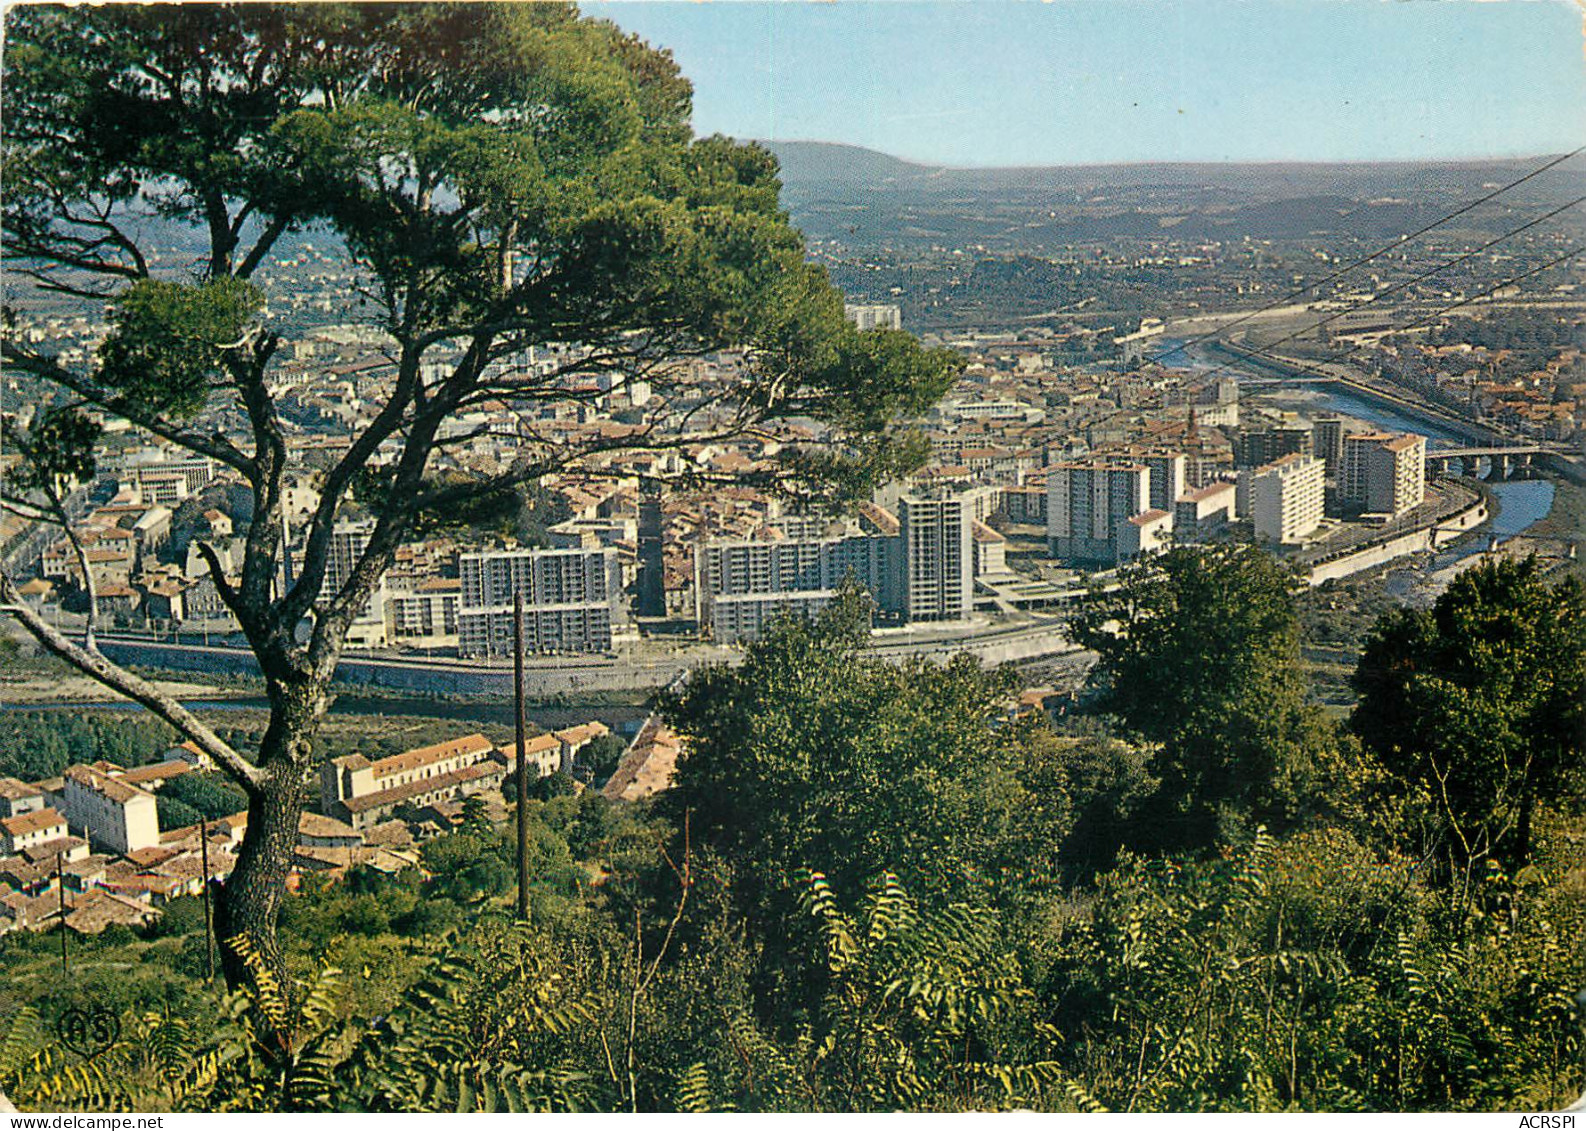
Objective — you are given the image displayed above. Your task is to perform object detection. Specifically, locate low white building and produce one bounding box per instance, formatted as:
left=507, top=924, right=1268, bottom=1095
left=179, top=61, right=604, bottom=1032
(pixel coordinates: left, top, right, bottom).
left=1174, top=481, right=1238, bottom=541
left=1116, top=509, right=1174, bottom=561
left=0, top=808, right=68, bottom=855
left=61, top=767, right=160, bottom=855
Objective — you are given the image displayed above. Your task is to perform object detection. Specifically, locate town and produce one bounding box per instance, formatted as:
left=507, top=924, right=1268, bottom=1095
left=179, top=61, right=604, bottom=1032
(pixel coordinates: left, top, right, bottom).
left=0, top=0, right=1581, bottom=1115
left=4, top=290, right=1579, bottom=675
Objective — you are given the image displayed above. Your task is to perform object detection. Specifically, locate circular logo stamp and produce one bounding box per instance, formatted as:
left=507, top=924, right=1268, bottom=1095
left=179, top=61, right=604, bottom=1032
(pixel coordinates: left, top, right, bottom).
left=56, top=1005, right=120, bottom=1059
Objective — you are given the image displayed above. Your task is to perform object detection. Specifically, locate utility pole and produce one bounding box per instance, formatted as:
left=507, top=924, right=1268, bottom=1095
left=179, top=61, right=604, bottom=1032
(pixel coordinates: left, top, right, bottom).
left=514, top=586, right=530, bottom=922
left=199, top=818, right=215, bottom=982
left=56, top=849, right=68, bottom=974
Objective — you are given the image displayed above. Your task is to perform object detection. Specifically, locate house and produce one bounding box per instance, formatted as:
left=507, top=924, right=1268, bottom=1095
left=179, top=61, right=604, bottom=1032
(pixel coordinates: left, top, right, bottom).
left=297, top=812, right=362, bottom=850
left=0, top=777, right=46, bottom=819
left=116, top=760, right=196, bottom=792
left=0, top=808, right=68, bottom=855
left=203, top=509, right=233, bottom=538
left=60, top=765, right=161, bottom=854
left=63, top=887, right=158, bottom=934
left=497, top=734, right=562, bottom=780
left=164, top=741, right=214, bottom=769
left=553, top=721, right=611, bottom=775
left=318, top=733, right=503, bottom=831
left=18, top=836, right=90, bottom=866
left=601, top=716, right=684, bottom=803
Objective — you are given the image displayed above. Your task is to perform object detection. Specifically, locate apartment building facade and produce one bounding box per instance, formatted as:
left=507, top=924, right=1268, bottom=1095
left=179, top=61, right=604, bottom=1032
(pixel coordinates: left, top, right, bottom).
left=457, top=546, right=623, bottom=656
left=898, top=492, right=974, bottom=622
left=1046, top=460, right=1152, bottom=564
left=1241, top=453, right=1326, bottom=545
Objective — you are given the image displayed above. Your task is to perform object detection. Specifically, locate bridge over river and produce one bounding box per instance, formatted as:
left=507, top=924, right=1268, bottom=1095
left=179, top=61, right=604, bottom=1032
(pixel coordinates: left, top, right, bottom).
left=1423, top=444, right=1555, bottom=480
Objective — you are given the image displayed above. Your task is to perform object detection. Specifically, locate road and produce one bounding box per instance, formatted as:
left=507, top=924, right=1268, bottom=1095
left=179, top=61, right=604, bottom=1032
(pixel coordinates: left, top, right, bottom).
left=83, top=613, right=1082, bottom=698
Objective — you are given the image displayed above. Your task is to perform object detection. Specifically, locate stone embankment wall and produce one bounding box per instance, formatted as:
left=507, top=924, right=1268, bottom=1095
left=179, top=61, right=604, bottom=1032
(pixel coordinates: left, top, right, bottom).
left=1306, top=498, right=1488, bottom=586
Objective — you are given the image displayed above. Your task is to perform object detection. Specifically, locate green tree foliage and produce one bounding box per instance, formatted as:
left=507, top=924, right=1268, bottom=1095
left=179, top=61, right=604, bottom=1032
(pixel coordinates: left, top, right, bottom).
left=0, top=710, right=175, bottom=781
left=1352, top=556, right=1586, bottom=868
left=1074, top=544, right=1341, bottom=850
left=418, top=822, right=571, bottom=906
left=1036, top=828, right=1584, bottom=1111
left=155, top=794, right=204, bottom=832
left=161, top=772, right=251, bottom=821
left=660, top=598, right=1070, bottom=927
left=579, top=732, right=629, bottom=786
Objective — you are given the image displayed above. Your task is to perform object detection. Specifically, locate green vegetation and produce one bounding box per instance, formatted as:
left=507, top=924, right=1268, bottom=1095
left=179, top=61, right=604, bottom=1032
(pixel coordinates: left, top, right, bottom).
left=1074, top=545, right=1345, bottom=850
left=160, top=773, right=251, bottom=822
left=660, top=591, right=1072, bottom=922
left=0, top=551, right=1579, bottom=1113
left=0, top=711, right=176, bottom=781
left=1353, top=557, right=1585, bottom=871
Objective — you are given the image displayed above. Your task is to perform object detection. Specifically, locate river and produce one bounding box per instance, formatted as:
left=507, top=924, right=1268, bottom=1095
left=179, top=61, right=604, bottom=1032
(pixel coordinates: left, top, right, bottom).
left=1157, top=338, right=1557, bottom=539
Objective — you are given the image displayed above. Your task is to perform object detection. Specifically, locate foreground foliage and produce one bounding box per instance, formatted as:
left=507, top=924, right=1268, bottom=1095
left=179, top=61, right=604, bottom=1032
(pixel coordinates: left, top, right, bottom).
left=1, top=556, right=1581, bottom=1112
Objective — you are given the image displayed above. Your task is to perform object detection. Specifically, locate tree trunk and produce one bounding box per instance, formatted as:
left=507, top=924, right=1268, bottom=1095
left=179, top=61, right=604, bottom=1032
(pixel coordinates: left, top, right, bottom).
left=1514, top=790, right=1534, bottom=868
left=214, top=677, right=327, bottom=996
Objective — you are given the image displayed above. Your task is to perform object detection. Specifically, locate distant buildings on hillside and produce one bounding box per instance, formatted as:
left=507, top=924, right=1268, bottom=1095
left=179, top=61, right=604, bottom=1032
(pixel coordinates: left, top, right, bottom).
left=844, top=303, right=902, bottom=331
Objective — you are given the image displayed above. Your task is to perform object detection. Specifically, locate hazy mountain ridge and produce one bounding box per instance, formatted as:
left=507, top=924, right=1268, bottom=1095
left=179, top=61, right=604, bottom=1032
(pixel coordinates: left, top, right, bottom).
left=758, top=140, right=1583, bottom=251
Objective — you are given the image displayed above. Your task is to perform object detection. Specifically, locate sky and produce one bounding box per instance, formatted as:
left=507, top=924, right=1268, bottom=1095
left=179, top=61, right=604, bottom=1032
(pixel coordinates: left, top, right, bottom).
left=591, top=0, right=1586, bottom=167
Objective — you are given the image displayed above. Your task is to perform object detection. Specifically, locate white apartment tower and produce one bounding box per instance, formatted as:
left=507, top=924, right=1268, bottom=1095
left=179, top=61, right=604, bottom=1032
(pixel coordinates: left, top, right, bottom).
left=1138, top=451, right=1187, bottom=513
left=898, top=492, right=973, bottom=622
left=1242, top=453, right=1326, bottom=545
left=1047, top=460, right=1152, bottom=564
left=1364, top=434, right=1426, bottom=516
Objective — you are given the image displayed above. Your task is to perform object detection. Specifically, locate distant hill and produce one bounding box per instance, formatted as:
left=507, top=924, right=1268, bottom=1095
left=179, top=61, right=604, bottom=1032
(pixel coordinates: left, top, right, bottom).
left=758, top=140, right=941, bottom=187
left=758, top=139, right=1561, bottom=198
left=752, top=138, right=1581, bottom=252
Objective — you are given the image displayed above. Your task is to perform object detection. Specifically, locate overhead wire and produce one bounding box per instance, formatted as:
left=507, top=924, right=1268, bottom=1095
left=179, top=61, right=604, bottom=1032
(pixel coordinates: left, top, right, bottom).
left=1158, top=195, right=1585, bottom=387
left=1186, top=243, right=1583, bottom=392
left=1139, top=146, right=1585, bottom=364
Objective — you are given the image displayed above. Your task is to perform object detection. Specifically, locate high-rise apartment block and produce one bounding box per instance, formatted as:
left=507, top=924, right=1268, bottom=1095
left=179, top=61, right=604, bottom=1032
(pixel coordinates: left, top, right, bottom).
left=705, top=591, right=839, bottom=646
left=1174, top=480, right=1237, bottom=540
left=1138, top=451, right=1187, bottom=512
left=1364, top=434, right=1426, bottom=516
left=1240, top=453, right=1325, bottom=545
left=695, top=493, right=974, bottom=642
left=1234, top=426, right=1312, bottom=470
left=1046, top=460, right=1152, bottom=564
left=898, top=492, right=973, bottom=622
left=694, top=533, right=902, bottom=643
left=1340, top=432, right=1394, bottom=506
left=1311, top=416, right=1345, bottom=473
left=1340, top=431, right=1426, bottom=516
left=324, top=520, right=375, bottom=598
left=457, top=547, right=623, bottom=656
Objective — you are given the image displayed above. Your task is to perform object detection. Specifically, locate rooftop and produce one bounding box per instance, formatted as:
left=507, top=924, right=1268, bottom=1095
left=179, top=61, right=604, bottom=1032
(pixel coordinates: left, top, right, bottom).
left=118, top=760, right=196, bottom=787
left=601, top=716, right=683, bottom=804
left=65, top=765, right=149, bottom=806
left=370, top=733, right=495, bottom=781
left=341, top=762, right=500, bottom=814
left=1, top=808, right=66, bottom=838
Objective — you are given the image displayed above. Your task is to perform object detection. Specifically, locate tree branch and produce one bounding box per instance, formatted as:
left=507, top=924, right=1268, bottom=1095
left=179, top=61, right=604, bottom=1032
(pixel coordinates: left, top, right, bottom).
left=0, top=342, right=255, bottom=475
left=0, top=571, right=263, bottom=794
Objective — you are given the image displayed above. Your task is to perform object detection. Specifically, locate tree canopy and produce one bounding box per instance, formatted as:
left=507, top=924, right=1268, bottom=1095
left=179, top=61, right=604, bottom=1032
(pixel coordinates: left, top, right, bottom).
left=659, top=595, right=1071, bottom=924
left=1352, top=556, right=1586, bottom=867
left=1073, top=544, right=1340, bottom=850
